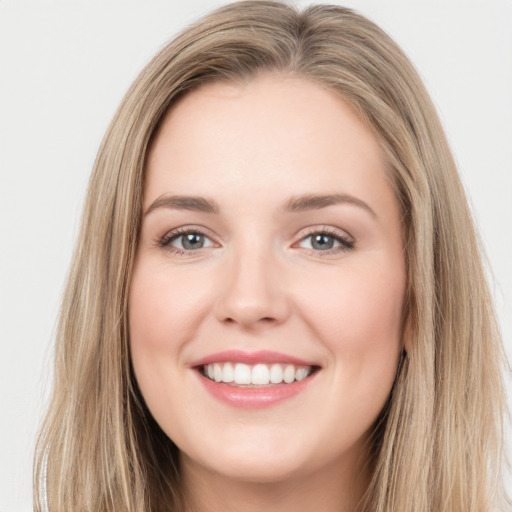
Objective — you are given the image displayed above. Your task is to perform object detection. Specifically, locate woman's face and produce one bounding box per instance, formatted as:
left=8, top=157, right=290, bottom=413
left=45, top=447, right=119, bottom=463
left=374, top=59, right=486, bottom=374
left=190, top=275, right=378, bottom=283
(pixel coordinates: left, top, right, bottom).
left=129, top=73, right=405, bottom=485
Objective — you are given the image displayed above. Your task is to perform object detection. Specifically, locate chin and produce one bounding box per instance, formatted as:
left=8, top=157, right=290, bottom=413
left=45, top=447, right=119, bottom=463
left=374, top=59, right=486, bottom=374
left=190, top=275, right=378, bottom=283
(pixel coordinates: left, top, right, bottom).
left=190, top=451, right=311, bottom=484
left=178, top=428, right=316, bottom=483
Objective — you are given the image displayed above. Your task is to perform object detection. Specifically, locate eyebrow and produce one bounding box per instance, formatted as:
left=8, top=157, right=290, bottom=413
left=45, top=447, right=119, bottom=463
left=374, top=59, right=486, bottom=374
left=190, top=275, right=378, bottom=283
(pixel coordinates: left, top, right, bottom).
left=144, top=192, right=376, bottom=218
left=282, top=193, right=376, bottom=218
left=145, top=195, right=220, bottom=216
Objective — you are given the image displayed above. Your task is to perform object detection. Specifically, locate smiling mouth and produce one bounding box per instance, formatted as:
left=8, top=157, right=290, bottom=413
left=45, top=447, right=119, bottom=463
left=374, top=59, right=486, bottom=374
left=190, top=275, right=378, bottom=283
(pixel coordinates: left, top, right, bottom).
left=200, top=362, right=319, bottom=387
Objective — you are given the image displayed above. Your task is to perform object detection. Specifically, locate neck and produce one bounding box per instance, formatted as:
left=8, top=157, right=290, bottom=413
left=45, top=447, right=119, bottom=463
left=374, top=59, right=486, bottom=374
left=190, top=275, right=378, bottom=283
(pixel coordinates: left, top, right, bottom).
left=180, top=450, right=370, bottom=512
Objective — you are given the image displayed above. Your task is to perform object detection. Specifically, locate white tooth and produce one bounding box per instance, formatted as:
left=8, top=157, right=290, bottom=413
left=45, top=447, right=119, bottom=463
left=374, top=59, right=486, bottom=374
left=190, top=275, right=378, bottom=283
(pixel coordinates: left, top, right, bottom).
left=222, top=362, right=234, bottom=383
left=283, top=364, right=295, bottom=383
left=295, top=366, right=309, bottom=381
left=234, top=363, right=251, bottom=384
left=251, top=364, right=270, bottom=385
left=207, top=364, right=215, bottom=380
left=270, top=364, right=283, bottom=384
left=214, top=363, right=223, bottom=382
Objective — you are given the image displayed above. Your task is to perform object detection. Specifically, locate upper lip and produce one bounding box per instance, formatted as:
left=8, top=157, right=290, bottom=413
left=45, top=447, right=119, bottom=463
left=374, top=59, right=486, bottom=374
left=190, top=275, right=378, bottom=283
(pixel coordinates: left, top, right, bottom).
left=189, top=350, right=319, bottom=368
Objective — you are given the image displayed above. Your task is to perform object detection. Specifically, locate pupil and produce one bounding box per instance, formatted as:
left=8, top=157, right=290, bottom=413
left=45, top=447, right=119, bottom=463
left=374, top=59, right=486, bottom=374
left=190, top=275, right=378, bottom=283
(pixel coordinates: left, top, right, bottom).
left=312, top=234, right=333, bottom=250
left=183, top=233, right=203, bottom=250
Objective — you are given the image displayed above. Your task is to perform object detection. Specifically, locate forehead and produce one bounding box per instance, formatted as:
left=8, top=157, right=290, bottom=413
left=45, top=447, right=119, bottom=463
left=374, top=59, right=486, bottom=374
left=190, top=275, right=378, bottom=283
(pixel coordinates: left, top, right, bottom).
left=144, top=73, right=392, bottom=215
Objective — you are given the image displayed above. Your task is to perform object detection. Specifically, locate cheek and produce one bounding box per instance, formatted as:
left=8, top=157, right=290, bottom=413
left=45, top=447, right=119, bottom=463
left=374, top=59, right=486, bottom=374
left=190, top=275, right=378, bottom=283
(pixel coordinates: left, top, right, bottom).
left=128, top=261, right=208, bottom=439
left=295, top=259, right=405, bottom=405
left=300, top=262, right=404, bottom=345
left=129, top=263, right=208, bottom=357
left=128, top=262, right=192, bottom=407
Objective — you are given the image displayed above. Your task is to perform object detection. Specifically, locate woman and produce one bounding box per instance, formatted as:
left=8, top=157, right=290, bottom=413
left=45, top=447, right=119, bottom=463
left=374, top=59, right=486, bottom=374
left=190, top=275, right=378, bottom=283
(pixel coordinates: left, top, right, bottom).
left=34, top=1, right=510, bottom=511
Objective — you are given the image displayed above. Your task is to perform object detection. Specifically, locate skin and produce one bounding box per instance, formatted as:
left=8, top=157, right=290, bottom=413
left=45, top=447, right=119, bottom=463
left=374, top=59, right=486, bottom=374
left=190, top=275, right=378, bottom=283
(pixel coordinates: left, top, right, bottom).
left=129, top=73, right=406, bottom=512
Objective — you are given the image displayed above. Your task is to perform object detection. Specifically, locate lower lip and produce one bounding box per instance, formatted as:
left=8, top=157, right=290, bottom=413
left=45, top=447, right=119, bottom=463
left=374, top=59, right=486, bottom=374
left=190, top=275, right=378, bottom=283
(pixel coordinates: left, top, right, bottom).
left=196, top=371, right=317, bottom=409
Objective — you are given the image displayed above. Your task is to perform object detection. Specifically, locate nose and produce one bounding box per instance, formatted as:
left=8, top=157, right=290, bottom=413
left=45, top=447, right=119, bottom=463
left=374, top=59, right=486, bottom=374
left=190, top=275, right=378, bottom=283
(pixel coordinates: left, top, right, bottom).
left=213, top=244, right=290, bottom=330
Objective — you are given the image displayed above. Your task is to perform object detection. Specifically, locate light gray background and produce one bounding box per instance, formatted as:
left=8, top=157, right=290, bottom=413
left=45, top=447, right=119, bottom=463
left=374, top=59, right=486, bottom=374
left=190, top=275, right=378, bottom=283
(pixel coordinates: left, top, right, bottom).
left=1, top=1, right=511, bottom=511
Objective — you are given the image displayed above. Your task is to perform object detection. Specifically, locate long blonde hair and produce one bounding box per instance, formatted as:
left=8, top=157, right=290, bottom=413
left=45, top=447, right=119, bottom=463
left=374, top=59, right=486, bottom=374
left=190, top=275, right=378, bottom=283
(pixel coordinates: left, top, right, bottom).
left=34, top=2, right=510, bottom=511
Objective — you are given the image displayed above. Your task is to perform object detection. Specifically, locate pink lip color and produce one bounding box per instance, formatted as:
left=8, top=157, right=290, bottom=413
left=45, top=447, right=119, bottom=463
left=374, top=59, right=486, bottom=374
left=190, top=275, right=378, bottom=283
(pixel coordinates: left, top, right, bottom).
left=189, top=350, right=315, bottom=367
left=190, top=350, right=319, bottom=409
left=195, top=371, right=317, bottom=409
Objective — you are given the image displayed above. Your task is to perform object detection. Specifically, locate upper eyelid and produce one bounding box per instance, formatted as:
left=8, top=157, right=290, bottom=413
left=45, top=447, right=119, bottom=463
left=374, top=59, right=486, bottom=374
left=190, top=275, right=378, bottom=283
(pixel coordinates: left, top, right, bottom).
left=300, top=225, right=353, bottom=239
left=162, top=225, right=218, bottom=241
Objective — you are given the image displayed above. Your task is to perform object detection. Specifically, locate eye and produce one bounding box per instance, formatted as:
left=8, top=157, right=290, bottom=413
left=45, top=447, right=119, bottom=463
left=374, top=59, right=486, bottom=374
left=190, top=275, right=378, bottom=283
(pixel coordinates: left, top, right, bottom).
left=158, top=226, right=353, bottom=257
left=296, top=228, right=354, bottom=254
left=159, top=227, right=215, bottom=254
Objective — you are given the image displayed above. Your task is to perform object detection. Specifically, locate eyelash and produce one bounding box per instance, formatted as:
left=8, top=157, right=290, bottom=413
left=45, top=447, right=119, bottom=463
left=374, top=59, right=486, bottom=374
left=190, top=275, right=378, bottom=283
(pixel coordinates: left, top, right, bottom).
left=158, top=225, right=355, bottom=257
